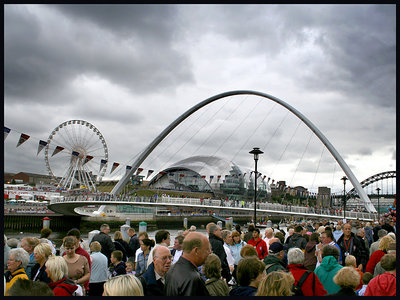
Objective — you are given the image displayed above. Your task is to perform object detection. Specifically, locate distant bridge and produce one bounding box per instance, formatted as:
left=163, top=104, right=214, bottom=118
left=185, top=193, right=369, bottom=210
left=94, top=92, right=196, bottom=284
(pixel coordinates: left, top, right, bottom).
left=48, top=195, right=379, bottom=222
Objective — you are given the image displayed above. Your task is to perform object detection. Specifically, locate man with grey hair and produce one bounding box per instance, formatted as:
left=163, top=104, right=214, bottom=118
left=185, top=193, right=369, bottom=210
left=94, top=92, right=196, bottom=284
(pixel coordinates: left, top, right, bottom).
left=5, top=248, right=30, bottom=294
left=369, top=229, right=387, bottom=256
left=287, top=247, right=327, bottom=296
left=208, top=224, right=231, bottom=283
left=263, top=228, right=274, bottom=252
left=221, top=230, right=235, bottom=274
left=90, top=223, right=115, bottom=264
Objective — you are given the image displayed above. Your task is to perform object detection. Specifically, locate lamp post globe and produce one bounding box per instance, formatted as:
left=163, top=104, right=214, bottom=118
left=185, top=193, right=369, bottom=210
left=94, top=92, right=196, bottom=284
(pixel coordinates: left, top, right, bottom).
left=249, top=147, right=263, bottom=226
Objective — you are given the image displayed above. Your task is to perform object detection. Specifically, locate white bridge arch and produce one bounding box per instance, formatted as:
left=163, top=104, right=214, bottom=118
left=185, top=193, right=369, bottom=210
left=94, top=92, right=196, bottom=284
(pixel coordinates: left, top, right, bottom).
left=111, top=90, right=376, bottom=213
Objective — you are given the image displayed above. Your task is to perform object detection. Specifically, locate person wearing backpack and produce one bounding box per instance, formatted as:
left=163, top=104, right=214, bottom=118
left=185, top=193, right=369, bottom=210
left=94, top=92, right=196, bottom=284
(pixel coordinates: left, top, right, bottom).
left=263, top=242, right=286, bottom=274
left=287, top=247, right=327, bottom=296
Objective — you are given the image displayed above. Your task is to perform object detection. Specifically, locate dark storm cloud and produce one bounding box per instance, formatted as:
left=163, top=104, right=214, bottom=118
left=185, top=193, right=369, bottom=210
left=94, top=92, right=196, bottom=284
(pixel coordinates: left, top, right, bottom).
left=4, top=5, right=194, bottom=103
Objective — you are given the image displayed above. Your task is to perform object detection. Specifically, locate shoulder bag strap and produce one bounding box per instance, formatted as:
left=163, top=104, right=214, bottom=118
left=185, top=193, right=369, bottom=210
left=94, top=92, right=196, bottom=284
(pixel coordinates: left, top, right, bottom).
left=297, top=271, right=312, bottom=288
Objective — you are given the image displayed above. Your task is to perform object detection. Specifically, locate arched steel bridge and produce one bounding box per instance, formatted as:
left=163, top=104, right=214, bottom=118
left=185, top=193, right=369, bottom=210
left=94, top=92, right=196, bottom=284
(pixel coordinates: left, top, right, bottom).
left=110, top=90, right=376, bottom=213
left=48, top=195, right=379, bottom=222
left=348, top=171, right=396, bottom=197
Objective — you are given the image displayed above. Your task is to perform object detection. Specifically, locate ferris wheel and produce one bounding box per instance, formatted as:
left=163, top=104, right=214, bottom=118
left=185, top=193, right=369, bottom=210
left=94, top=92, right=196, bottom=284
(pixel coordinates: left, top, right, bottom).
left=44, top=120, right=109, bottom=191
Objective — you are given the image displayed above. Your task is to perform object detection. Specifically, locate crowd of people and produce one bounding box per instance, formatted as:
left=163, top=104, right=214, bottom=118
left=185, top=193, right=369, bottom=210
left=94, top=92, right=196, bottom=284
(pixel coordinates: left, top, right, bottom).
left=3, top=217, right=396, bottom=296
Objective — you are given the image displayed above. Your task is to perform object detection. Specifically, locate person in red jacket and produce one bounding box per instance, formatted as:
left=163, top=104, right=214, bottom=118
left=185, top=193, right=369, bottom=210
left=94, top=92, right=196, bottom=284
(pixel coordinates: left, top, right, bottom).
left=247, top=228, right=268, bottom=260
left=287, top=247, right=327, bottom=296
left=364, top=254, right=396, bottom=296
left=45, top=255, right=81, bottom=296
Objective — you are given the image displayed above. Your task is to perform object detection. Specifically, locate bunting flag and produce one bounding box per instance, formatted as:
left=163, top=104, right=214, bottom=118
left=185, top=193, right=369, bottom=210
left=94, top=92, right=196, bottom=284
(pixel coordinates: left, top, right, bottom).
left=4, top=127, right=11, bottom=141
left=201, top=175, right=206, bottom=179
left=37, top=140, right=48, bottom=155
left=169, top=173, right=175, bottom=176
left=126, top=165, right=132, bottom=175
left=52, top=146, right=65, bottom=157
left=83, top=155, right=93, bottom=165
left=146, top=169, right=154, bottom=179
left=180, top=174, right=185, bottom=178
left=72, top=151, right=80, bottom=157
left=136, top=168, right=144, bottom=175
left=16, top=133, right=30, bottom=148
left=217, top=175, right=221, bottom=182
left=263, top=175, right=266, bottom=180
left=267, top=177, right=271, bottom=183
left=271, top=179, right=275, bottom=184
left=210, top=175, right=214, bottom=183
left=100, top=159, right=107, bottom=172
left=110, top=162, right=120, bottom=174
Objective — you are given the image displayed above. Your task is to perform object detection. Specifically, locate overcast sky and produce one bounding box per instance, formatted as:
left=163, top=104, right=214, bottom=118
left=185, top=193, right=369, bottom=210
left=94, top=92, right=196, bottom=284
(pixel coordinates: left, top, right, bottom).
left=4, top=4, right=396, bottom=194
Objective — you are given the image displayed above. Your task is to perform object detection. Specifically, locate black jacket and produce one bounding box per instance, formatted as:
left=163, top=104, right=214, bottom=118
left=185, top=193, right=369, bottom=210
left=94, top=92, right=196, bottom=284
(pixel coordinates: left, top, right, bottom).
left=128, top=234, right=140, bottom=258
left=164, top=256, right=209, bottom=296
left=139, top=262, right=165, bottom=296
left=91, top=232, right=115, bottom=262
left=287, top=233, right=307, bottom=250
left=209, top=233, right=231, bottom=282
left=31, top=263, right=52, bottom=283
left=336, top=232, right=368, bottom=267
left=113, top=239, right=129, bottom=262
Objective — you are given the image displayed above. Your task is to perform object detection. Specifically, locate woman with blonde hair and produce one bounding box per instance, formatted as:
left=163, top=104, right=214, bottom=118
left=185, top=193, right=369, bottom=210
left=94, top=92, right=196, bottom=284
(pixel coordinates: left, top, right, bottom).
left=103, top=274, right=144, bottom=296
left=256, top=271, right=295, bottom=296
left=326, top=266, right=360, bottom=296
left=31, top=243, right=52, bottom=283
left=365, top=235, right=394, bottom=274
left=45, top=255, right=82, bottom=296
left=113, top=231, right=129, bottom=262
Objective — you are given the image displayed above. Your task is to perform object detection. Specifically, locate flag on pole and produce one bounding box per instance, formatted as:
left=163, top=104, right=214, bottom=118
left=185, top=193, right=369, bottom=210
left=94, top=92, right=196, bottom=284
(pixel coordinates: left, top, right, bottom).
left=267, top=177, right=271, bottom=183
left=136, top=168, right=144, bottom=175
left=16, top=133, right=30, bottom=148
left=210, top=175, right=214, bottom=183
left=201, top=175, right=206, bottom=179
left=37, top=140, right=48, bottom=155
left=52, top=146, right=64, bottom=157
left=72, top=151, right=80, bottom=157
left=83, top=155, right=93, bottom=164
left=100, top=159, right=107, bottom=172
left=110, top=162, right=120, bottom=174
left=146, top=170, right=154, bottom=178
left=4, top=127, right=11, bottom=141
left=217, top=175, right=221, bottom=182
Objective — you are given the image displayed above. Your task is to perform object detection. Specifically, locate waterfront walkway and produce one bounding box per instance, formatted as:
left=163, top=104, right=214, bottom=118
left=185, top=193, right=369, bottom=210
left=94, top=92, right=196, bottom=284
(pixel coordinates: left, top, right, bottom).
left=48, top=194, right=378, bottom=222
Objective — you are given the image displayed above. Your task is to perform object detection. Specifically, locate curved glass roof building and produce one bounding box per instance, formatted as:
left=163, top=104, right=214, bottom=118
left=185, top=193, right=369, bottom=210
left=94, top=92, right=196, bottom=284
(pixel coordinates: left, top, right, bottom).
left=148, top=155, right=271, bottom=201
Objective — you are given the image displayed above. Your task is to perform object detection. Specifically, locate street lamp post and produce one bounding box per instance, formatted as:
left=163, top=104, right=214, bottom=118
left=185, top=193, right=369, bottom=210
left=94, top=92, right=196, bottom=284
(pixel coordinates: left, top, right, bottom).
left=249, top=147, right=263, bottom=225
left=341, top=176, right=348, bottom=220
left=376, top=187, right=381, bottom=222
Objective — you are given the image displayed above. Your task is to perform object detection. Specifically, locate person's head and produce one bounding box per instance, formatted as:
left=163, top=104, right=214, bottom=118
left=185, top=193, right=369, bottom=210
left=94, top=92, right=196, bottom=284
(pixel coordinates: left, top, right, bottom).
left=125, top=261, right=134, bottom=273
left=380, top=253, right=396, bottom=272
left=288, top=228, right=294, bottom=236
left=387, top=242, right=396, bottom=256
left=287, top=248, right=304, bottom=265
left=378, top=235, right=394, bottom=252
left=103, top=274, right=144, bottom=296
left=362, top=272, right=373, bottom=285
left=63, top=236, right=78, bottom=256
left=206, top=222, right=216, bottom=234
left=20, top=237, right=40, bottom=254
left=268, top=242, right=285, bottom=260
left=231, top=231, right=242, bottom=244
left=202, top=253, right=221, bottom=279
left=235, top=224, right=241, bottom=232
left=45, top=255, right=69, bottom=282
left=268, top=238, right=280, bottom=246
left=221, top=230, right=233, bottom=245
left=40, top=228, right=52, bottom=239
left=100, top=224, right=110, bottom=234
left=345, top=255, right=357, bottom=268
left=138, top=231, right=149, bottom=244
left=294, top=225, right=303, bottom=234
left=377, top=229, right=388, bottom=239
left=111, top=250, right=123, bottom=264
left=113, top=231, right=123, bottom=241
left=189, top=225, right=196, bottom=232
left=274, top=232, right=285, bottom=244
left=321, top=244, right=340, bottom=260
left=247, top=224, right=255, bottom=232
left=387, top=232, right=396, bottom=241
left=321, top=230, right=334, bottom=244
left=153, top=246, right=172, bottom=277
left=209, top=224, right=222, bottom=238
left=333, top=267, right=361, bottom=289
left=252, top=228, right=261, bottom=239
left=342, top=223, right=352, bottom=238
left=140, top=238, right=155, bottom=253
left=335, top=225, right=341, bottom=231
left=155, top=230, right=171, bottom=246
left=264, top=228, right=274, bottom=239
left=256, top=271, right=295, bottom=296
left=33, top=243, right=52, bottom=265
left=7, top=278, right=54, bottom=296
left=236, top=256, right=266, bottom=287
left=174, top=235, right=184, bottom=251
left=66, top=228, right=81, bottom=240
left=90, top=241, right=102, bottom=253
left=357, top=228, right=365, bottom=238
left=7, top=238, right=19, bottom=249
left=7, top=248, right=30, bottom=273
left=310, top=232, right=320, bottom=243
left=240, top=244, right=258, bottom=258
left=182, top=232, right=211, bottom=266
left=127, top=228, right=135, bottom=237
